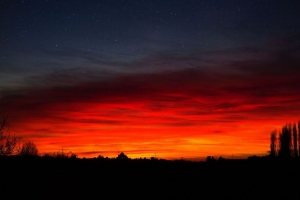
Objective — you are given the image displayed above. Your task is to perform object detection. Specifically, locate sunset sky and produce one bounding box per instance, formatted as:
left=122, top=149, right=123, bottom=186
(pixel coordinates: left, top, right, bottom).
left=1, top=0, right=300, bottom=160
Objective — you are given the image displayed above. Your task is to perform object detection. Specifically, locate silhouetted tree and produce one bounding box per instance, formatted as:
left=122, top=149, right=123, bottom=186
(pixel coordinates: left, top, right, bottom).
left=293, top=123, right=298, bottom=157
left=70, top=153, right=77, bottom=159
left=298, top=121, right=300, bottom=156
left=270, top=130, right=277, bottom=157
left=19, top=141, right=38, bottom=156
left=278, top=124, right=292, bottom=158
left=117, top=152, right=128, bottom=160
left=0, top=116, right=21, bottom=155
left=55, top=150, right=68, bottom=158
left=217, top=156, right=226, bottom=162
left=151, top=157, right=158, bottom=161
left=206, top=156, right=216, bottom=163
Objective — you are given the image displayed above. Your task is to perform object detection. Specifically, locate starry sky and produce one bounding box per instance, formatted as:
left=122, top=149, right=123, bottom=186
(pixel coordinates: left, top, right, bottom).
left=1, top=0, right=300, bottom=159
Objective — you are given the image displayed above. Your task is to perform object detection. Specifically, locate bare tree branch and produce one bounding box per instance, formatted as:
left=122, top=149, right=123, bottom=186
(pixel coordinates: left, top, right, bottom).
left=0, top=116, right=22, bottom=156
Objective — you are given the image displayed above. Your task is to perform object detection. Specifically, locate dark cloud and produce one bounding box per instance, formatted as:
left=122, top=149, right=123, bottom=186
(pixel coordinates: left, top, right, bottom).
left=2, top=39, right=300, bottom=118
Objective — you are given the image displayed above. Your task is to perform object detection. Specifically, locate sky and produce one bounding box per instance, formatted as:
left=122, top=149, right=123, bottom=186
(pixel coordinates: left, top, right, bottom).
left=1, top=0, right=300, bottom=160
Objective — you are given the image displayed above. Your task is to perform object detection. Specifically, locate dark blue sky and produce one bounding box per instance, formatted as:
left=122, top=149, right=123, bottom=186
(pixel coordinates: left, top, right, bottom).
left=1, top=0, right=299, bottom=91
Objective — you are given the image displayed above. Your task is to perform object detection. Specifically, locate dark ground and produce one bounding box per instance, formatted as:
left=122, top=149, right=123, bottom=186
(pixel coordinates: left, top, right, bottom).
left=0, top=156, right=299, bottom=200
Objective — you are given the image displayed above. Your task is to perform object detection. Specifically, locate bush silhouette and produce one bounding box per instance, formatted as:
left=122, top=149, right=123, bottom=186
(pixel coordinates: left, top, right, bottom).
left=70, top=153, right=77, bottom=159
left=206, top=156, right=216, bottom=163
left=19, top=141, right=38, bottom=156
left=0, top=116, right=21, bottom=155
left=117, top=152, right=128, bottom=160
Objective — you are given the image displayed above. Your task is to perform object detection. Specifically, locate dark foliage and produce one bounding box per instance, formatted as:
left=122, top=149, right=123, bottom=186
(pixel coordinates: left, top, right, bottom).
left=19, top=141, right=38, bottom=156
left=270, top=121, right=300, bottom=158
left=293, top=123, right=298, bottom=157
left=117, top=152, right=128, bottom=160
left=298, top=121, right=300, bottom=156
left=279, top=124, right=292, bottom=157
left=270, top=130, right=277, bottom=157
left=205, top=156, right=216, bottom=163
left=0, top=116, right=21, bottom=155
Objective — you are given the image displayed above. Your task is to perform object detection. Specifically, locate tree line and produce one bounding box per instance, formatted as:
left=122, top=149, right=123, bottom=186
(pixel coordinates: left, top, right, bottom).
left=270, top=121, right=300, bottom=158
left=0, top=116, right=38, bottom=156
left=0, top=115, right=79, bottom=158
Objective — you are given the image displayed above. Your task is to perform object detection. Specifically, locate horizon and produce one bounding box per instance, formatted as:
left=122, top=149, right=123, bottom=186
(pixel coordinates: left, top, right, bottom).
left=1, top=1, right=300, bottom=160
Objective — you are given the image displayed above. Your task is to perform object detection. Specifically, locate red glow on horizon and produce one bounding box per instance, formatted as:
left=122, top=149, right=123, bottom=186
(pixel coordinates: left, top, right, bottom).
left=8, top=98, right=300, bottom=160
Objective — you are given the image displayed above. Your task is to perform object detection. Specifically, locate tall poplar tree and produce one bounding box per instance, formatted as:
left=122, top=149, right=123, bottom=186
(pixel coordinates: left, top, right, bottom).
left=278, top=124, right=292, bottom=158
left=298, top=121, right=300, bottom=156
left=270, top=130, right=277, bottom=157
left=293, top=123, right=298, bottom=157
